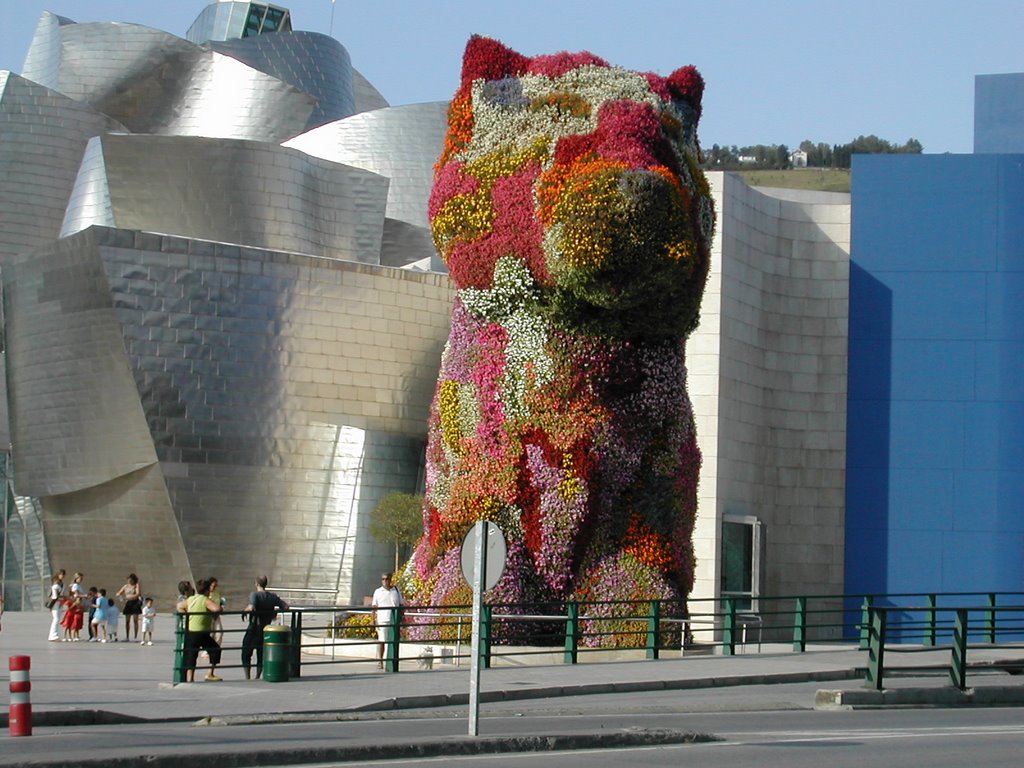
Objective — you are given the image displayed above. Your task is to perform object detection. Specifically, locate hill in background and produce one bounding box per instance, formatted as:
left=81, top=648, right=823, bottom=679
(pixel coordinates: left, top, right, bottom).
left=738, top=169, right=851, bottom=193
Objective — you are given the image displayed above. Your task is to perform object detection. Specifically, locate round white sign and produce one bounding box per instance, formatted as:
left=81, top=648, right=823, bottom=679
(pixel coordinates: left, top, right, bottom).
left=460, top=521, right=507, bottom=592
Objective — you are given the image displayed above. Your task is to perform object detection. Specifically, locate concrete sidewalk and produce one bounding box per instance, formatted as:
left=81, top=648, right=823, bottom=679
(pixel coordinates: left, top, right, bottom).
left=1, top=610, right=1022, bottom=767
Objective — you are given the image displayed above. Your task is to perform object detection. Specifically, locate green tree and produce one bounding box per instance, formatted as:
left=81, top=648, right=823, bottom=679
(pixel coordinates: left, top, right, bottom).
left=369, top=492, right=425, bottom=571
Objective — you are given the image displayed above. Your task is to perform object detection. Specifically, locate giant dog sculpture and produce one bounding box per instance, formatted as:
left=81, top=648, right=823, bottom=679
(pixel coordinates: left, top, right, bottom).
left=406, top=37, right=713, bottom=638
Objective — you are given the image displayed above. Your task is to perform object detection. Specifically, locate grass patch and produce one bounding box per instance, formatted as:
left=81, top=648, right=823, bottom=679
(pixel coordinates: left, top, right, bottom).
left=737, top=168, right=851, bottom=193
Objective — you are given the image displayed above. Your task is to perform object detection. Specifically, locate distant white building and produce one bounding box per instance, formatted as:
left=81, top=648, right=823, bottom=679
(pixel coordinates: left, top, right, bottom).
left=790, top=149, right=808, bottom=167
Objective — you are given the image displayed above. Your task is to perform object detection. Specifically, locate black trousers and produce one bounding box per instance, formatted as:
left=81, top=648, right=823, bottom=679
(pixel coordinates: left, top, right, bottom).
left=184, top=631, right=221, bottom=669
left=241, top=623, right=269, bottom=675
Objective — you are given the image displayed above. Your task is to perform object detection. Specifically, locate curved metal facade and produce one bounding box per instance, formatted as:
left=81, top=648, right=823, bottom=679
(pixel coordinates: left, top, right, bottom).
left=61, top=133, right=390, bottom=264
left=3, top=227, right=453, bottom=603
left=1, top=7, right=448, bottom=606
left=0, top=72, right=125, bottom=261
left=284, top=102, right=449, bottom=269
left=285, top=102, right=448, bottom=229
left=21, top=18, right=315, bottom=142
left=208, top=32, right=357, bottom=130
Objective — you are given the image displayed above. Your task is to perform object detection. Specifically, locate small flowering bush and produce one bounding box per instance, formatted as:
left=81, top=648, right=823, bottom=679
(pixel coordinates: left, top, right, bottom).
left=405, top=37, right=714, bottom=644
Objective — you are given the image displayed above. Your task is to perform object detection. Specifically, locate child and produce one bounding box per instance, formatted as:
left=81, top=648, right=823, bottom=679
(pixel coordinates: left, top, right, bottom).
left=60, top=596, right=74, bottom=641
left=140, top=597, right=156, bottom=645
left=66, top=594, right=85, bottom=641
left=91, top=589, right=108, bottom=642
left=106, top=597, right=120, bottom=642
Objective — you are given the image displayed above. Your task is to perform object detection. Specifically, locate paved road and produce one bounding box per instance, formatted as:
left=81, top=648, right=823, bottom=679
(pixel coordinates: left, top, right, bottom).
left=0, top=611, right=1021, bottom=767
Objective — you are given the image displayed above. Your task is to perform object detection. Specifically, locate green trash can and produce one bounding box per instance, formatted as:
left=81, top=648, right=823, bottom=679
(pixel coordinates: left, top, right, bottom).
left=263, top=625, right=291, bottom=682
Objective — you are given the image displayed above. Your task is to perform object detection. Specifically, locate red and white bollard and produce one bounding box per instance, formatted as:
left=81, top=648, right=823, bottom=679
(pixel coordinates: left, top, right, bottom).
left=9, top=656, right=31, bottom=736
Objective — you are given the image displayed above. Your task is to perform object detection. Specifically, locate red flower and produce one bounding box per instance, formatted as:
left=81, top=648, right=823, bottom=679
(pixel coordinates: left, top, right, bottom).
left=460, top=36, right=530, bottom=93
left=527, top=50, right=609, bottom=79
left=667, top=65, right=705, bottom=119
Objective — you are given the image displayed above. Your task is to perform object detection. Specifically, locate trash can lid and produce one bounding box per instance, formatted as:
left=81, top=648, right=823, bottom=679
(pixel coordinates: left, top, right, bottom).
left=263, top=625, right=289, bottom=634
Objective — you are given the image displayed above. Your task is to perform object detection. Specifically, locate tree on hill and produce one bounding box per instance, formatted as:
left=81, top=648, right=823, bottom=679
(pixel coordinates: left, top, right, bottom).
left=704, top=135, right=923, bottom=171
left=369, top=492, right=424, bottom=571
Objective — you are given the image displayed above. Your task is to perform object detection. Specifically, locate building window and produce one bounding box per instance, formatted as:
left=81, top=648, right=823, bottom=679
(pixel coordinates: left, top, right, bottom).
left=721, top=515, right=762, bottom=611
left=243, top=3, right=292, bottom=37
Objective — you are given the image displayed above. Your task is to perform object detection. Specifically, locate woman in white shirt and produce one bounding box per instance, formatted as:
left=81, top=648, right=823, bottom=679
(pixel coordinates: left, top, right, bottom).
left=47, top=570, right=66, bottom=641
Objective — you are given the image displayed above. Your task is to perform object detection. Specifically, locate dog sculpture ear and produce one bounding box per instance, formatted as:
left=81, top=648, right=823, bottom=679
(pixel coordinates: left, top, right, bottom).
left=667, top=65, right=705, bottom=120
left=460, top=35, right=530, bottom=91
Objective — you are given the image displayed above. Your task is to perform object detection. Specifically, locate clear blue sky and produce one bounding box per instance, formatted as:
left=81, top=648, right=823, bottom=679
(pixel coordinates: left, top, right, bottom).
left=3, top=0, right=1023, bottom=154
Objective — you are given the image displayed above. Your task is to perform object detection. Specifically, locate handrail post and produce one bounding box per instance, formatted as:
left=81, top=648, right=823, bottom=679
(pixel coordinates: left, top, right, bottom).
left=385, top=607, right=400, bottom=672
left=173, top=612, right=186, bottom=683
left=859, top=595, right=874, bottom=650
left=722, top=597, right=736, bottom=656
left=481, top=604, right=492, bottom=669
left=793, top=596, right=807, bottom=652
left=290, top=610, right=302, bottom=678
left=924, top=593, right=937, bottom=646
left=985, top=593, right=996, bottom=644
left=865, top=606, right=886, bottom=690
left=950, top=608, right=968, bottom=690
left=645, top=600, right=660, bottom=660
left=564, top=601, right=579, bottom=664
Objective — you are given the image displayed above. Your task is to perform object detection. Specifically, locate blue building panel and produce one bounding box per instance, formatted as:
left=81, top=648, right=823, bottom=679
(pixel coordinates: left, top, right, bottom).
left=888, top=400, right=964, bottom=470
left=941, top=530, right=1024, bottom=592
left=851, top=155, right=999, bottom=272
left=953, top=471, right=1024, bottom=533
left=887, top=468, right=955, bottom=532
left=847, top=153, right=1024, bottom=597
left=884, top=271, right=989, bottom=340
left=974, top=342, right=1024, bottom=402
left=886, top=530, right=944, bottom=593
left=986, top=271, right=1024, bottom=340
left=964, top=402, right=1024, bottom=471
left=890, top=340, right=976, bottom=401
left=975, top=74, right=1024, bottom=154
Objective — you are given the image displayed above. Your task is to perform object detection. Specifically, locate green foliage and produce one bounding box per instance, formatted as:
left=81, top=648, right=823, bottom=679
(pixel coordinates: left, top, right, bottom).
left=704, top=135, right=923, bottom=172
left=370, top=492, right=425, bottom=570
left=332, top=611, right=375, bottom=639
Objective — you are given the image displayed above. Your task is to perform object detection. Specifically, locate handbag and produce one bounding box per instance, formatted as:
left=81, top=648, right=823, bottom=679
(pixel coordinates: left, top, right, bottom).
left=45, top=597, right=56, bottom=609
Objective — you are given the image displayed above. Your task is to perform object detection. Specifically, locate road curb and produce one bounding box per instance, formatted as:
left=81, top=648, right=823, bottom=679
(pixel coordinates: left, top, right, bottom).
left=2, top=728, right=720, bottom=768
left=814, top=685, right=1024, bottom=710
left=16, top=668, right=865, bottom=729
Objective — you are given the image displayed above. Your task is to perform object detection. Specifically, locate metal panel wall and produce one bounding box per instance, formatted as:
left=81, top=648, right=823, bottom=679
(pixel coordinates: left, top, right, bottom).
left=2, top=229, right=160, bottom=497
left=22, top=19, right=315, bottom=143
left=60, top=133, right=390, bottom=265
left=5, top=226, right=453, bottom=604
left=0, top=73, right=124, bottom=262
left=208, top=32, right=357, bottom=131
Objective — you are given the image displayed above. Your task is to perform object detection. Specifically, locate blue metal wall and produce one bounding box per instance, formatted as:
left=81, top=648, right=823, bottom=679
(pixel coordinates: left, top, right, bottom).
left=847, top=154, right=1024, bottom=597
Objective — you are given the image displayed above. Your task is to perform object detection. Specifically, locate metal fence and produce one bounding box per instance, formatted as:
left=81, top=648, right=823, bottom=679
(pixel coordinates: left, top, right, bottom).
left=171, top=591, right=1024, bottom=683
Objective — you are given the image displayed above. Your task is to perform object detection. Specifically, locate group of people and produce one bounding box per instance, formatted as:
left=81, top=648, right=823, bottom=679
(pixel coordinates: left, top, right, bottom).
left=44, top=570, right=401, bottom=682
left=47, top=570, right=155, bottom=644
left=177, top=575, right=288, bottom=682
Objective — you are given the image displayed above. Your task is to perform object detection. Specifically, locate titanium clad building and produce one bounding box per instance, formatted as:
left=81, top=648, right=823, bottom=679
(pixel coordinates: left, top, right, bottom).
left=1, top=3, right=452, bottom=609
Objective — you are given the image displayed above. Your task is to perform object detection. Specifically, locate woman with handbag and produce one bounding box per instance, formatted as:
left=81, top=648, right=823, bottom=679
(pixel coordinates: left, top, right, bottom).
left=46, top=570, right=65, bottom=641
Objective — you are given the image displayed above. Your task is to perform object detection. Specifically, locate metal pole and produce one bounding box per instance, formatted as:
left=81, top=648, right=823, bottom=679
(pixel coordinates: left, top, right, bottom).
left=793, top=596, right=807, bottom=652
left=950, top=608, right=968, bottom=690
left=866, top=607, right=886, bottom=690
left=468, top=520, right=488, bottom=737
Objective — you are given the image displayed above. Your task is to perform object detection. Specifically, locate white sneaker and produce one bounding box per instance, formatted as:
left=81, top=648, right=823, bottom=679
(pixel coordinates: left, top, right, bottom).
left=140, top=641, right=145, bottom=645
left=147, top=641, right=153, bottom=646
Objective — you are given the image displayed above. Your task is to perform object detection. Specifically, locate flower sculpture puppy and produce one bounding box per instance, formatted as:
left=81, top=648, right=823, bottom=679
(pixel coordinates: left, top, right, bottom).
left=408, top=36, right=714, bottom=637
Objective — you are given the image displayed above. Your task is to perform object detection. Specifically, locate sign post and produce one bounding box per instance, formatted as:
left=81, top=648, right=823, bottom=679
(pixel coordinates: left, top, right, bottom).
left=460, top=520, right=506, bottom=737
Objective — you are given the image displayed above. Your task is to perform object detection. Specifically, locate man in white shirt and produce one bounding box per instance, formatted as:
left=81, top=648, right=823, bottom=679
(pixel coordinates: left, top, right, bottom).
left=371, top=573, right=403, bottom=669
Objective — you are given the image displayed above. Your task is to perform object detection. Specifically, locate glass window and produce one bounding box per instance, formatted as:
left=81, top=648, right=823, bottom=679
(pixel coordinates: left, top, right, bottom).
left=721, top=516, right=762, bottom=611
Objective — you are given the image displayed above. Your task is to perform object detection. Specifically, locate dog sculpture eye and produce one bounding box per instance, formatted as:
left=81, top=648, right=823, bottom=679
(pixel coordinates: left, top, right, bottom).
left=408, top=37, right=713, bottom=639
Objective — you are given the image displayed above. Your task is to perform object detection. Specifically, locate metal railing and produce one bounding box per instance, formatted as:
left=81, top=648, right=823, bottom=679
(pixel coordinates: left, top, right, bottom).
left=863, top=599, right=1024, bottom=690
left=170, top=591, right=1024, bottom=682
